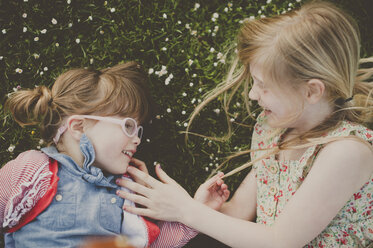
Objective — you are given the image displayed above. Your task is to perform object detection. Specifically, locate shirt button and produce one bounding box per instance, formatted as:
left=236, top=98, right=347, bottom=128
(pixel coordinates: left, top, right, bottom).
left=269, top=186, right=277, bottom=195
left=111, top=197, right=117, bottom=204
left=269, top=165, right=278, bottom=174
left=55, top=194, right=63, bottom=201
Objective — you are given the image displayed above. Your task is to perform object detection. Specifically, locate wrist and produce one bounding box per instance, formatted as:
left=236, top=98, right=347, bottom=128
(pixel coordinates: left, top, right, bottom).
left=179, top=197, right=203, bottom=227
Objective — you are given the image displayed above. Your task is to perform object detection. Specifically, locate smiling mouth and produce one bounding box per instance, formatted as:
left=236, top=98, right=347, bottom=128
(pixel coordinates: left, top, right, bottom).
left=263, top=108, right=272, bottom=115
left=123, top=151, right=134, bottom=158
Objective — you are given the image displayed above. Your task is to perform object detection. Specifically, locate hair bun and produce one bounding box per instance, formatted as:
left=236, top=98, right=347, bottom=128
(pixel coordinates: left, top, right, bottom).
left=35, top=85, right=53, bottom=106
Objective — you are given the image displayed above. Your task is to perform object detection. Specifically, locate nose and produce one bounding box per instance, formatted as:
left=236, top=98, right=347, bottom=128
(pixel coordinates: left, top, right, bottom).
left=132, top=135, right=141, bottom=146
left=248, top=85, right=260, bottom=101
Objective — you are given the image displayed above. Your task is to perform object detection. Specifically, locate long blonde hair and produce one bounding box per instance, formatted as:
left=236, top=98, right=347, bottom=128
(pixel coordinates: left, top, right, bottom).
left=5, top=62, right=153, bottom=145
left=187, top=1, right=373, bottom=177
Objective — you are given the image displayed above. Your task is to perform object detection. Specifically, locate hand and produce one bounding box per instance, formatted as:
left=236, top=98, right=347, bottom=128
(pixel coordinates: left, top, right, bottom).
left=116, top=164, right=194, bottom=222
left=194, top=172, right=230, bottom=211
left=129, top=157, right=148, bottom=174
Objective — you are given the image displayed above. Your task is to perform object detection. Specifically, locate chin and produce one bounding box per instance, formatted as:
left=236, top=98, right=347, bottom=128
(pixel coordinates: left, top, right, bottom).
left=266, top=113, right=292, bottom=129
left=108, top=164, right=129, bottom=176
left=117, top=165, right=129, bottom=175
left=266, top=116, right=280, bottom=128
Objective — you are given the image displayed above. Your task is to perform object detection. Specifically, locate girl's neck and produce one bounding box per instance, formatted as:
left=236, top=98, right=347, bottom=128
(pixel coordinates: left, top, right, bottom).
left=57, top=136, right=84, bottom=168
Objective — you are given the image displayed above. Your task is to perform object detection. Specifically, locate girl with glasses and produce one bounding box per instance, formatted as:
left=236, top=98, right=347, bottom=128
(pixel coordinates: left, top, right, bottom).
left=0, top=62, right=229, bottom=247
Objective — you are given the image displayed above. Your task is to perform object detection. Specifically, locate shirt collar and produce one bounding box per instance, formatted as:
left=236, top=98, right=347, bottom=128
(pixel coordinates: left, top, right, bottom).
left=41, top=134, right=119, bottom=188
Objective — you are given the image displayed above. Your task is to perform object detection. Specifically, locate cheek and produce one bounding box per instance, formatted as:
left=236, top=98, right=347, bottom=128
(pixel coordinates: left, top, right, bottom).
left=265, top=97, right=291, bottom=118
left=277, top=99, right=303, bottom=117
left=99, top=138, right=126, bottom=155
left=86, top=133, right=118, bottom=156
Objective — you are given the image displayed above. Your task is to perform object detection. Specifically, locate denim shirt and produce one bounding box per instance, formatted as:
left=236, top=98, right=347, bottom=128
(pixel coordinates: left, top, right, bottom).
left=5, top=135, right=124, bottom=248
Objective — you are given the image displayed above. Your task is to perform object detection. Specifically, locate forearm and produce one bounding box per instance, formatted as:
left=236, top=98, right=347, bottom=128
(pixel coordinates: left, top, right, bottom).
left=219, top=201, right=256, bottom=221
left=218, top=169, right=257, bottom=220
left=180, top=200, right=281, bottom=248
left=219, top=201, right=241, bottom=217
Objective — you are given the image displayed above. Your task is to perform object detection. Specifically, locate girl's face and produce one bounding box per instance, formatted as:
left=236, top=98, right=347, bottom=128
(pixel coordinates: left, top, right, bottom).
left=84, top=116, right=141, bottom=175
left=248, top=63, right=303, bottom=129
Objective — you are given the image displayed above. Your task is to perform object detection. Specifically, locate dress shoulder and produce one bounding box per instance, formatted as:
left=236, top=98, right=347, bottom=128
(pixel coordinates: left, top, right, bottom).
left=0, top=150, right=59, bottom=233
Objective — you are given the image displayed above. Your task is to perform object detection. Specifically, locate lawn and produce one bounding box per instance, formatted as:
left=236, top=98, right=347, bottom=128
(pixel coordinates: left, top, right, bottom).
left=1, top=0, right=372, bottom=247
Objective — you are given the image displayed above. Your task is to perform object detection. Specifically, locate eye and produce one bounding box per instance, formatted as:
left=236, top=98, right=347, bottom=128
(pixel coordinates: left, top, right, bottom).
left=253, top=79, right=265, bottom=89
left=125, top=122, right=134, bottom=129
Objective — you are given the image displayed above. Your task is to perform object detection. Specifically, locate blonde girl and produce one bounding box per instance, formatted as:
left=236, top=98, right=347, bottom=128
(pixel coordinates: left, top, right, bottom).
left=116, top=1, right=373, bottom=247
left=0, top=62, right=228, bottom=248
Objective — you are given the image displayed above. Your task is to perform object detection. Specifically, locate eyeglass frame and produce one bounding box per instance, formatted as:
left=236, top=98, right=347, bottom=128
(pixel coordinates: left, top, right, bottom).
left=79, top=115, right=143, bottom=139
left=53, top=115, right=143, bottom=144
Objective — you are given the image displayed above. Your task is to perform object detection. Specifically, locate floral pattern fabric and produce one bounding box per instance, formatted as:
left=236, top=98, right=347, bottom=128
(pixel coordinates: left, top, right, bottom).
left=251, top=113, right=373, bottom=247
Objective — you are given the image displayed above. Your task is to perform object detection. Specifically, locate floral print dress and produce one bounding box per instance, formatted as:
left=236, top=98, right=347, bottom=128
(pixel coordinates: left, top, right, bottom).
left=251, top=113, right=373, bottom=247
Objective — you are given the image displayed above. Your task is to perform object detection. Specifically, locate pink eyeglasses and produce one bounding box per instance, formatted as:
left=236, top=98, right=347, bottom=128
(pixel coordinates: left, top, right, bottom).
left=53, top=115, right=143, bottom=144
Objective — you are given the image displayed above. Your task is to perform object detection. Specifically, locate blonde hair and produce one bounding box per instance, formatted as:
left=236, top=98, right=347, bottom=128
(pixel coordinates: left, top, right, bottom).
left=187, top=1, right=373, bottom=177
left=5, top=62, right=153, bottom=144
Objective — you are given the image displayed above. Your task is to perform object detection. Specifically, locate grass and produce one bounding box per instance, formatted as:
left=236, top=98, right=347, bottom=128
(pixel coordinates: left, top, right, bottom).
left=0, top=0, right=372, bottom=247
left=0, top=0, right=305, bottom=192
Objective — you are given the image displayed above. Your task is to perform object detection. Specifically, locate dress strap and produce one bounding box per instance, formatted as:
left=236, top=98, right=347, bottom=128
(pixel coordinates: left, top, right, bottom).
left=297, top=121, right=373, bottom=170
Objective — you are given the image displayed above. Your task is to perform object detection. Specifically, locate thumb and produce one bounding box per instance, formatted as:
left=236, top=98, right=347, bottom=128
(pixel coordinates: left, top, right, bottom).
left=155, top=164, right=177, bottom=185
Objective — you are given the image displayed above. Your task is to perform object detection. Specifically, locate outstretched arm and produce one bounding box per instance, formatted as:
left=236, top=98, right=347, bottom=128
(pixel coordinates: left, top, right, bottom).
left=117, top=164, right=273, bottom=247
left=129, top=165, right=230, bottom=247
left=117, top=140, right=373, bottom=247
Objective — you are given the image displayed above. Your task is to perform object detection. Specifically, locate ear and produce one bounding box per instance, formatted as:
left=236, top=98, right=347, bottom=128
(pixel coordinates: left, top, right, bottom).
left=66, top=115, right=85, bottom=141
left=305, top=79, right=325, bottom=104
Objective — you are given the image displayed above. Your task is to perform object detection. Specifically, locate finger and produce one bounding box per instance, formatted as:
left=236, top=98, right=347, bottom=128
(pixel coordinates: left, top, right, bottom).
left=127, top=166, right=162, bottom=188
left=220, top=183, right=228, bottom=190
left=116, top=190, right=151, bottom=207
left=217, top=184, right=229, bottom=196
left=223, top=189, right=230, bottom=200
left=130, top=158, right=149, bottom=174
left=116, top=177, right=152, bottom=196
left=204, top=174, right=223, bottom=189
left=216, top=178, right=223, bottom=186
left=155, top=164, right=177, bottom=185
left=122, top=204, right=155, bottom=219
left=122, top=173, right=149, bottom=187
left=125, top=167, right=151, bottom=187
